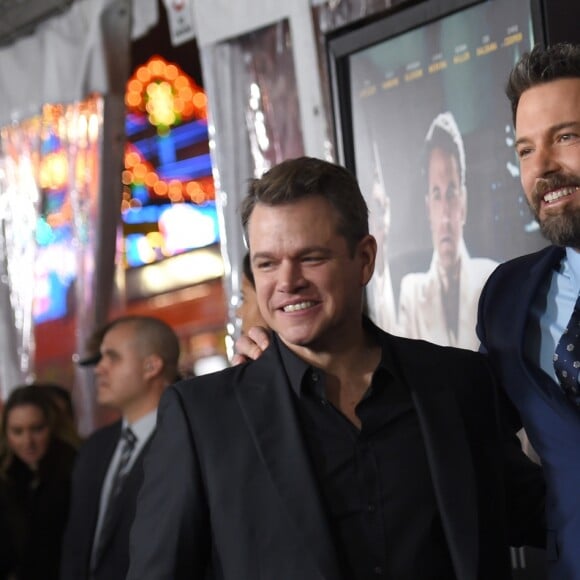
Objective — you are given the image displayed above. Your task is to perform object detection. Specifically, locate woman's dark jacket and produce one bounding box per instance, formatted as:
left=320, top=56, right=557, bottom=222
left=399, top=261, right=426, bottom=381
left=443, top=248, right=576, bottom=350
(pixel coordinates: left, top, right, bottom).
left=0, top=438, right=76, bottom=580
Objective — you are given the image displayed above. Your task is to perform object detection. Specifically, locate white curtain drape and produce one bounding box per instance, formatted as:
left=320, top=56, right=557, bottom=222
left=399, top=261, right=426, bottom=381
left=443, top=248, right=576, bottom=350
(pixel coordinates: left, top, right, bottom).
left=0, top=0, right=133, bottom=435
left=0, top=0, right=157, bottom=127
left=201, top=20, right=307, bottom=356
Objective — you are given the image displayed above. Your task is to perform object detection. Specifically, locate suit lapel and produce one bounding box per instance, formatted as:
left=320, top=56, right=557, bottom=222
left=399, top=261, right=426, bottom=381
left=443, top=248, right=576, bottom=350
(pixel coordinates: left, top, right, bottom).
left=86, top=423, right=122, bottom=571
left=236, top=346, right=344, bottom=580
left=516, top=246, right=562, bottom=351
left=512, top=246, right=564, bottom=400
left=92, top=423, right=122, bottom=523
left=412, top=388, right=478, bottom=580
left=94, top=434, right=153, bottom=563
left=387, top=337, right=478, bottom=580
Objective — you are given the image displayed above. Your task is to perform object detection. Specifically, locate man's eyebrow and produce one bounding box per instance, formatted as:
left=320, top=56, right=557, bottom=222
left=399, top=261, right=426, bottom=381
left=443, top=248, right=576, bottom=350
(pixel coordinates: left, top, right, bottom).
left=515, top=121, right=580, bottom=148
left=251, top=252, right=274, bottom=262
left=252, top=247, right=331, bottom=261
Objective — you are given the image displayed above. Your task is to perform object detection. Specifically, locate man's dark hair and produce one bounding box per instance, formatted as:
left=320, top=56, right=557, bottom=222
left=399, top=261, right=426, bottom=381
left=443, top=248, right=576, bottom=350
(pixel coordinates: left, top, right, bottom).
left=506, top=43, right=580, bottom=125
left=240, top=157, right=369, bottom=256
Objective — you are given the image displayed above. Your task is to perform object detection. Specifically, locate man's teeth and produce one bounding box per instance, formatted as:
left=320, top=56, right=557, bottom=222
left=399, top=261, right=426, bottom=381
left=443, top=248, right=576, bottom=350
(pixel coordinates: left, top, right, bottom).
left=283, top=301, right=315, bottom=312
left=544, top=187, right=580, bottom=203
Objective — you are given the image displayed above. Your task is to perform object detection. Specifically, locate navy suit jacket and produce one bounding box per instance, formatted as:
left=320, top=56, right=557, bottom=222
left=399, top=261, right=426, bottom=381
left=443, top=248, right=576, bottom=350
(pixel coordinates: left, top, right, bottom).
left=128, top=326, right=544, bottom=580
left=60, top=420, right=150, bottom=580
left=478, top=245, right=580, bottom=579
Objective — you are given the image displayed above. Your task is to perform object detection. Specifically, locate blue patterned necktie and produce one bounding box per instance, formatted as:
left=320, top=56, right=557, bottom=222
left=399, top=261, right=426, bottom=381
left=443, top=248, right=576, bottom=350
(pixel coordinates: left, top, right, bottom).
left=554, top=295, right=580, bottom=406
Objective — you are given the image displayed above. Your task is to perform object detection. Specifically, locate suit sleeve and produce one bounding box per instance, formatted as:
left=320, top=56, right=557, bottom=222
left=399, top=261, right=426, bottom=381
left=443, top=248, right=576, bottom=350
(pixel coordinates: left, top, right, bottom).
left=59, top=444, right=92, bottom=580
left=476, top=275, right=490, bottom=355
left=494, top=382, right=546, bottom=548
left=476, top=277, right=545, bottom=544
left=127, top=386, right=211, bottom=580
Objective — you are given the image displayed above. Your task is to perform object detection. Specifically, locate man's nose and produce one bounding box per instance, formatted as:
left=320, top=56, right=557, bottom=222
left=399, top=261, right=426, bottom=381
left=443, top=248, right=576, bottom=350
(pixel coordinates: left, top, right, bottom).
left=94, top=359, right=105, bottom=375
left=531, top=143, right=561, bottom=180
left=277, top=261, right=306, bottom=292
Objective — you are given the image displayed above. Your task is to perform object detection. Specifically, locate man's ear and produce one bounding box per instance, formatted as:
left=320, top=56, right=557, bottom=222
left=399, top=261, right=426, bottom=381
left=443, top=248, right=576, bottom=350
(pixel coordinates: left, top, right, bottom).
left=143, top=354, right=163, bottom=379
left=358, top=234, right=377, bottom=286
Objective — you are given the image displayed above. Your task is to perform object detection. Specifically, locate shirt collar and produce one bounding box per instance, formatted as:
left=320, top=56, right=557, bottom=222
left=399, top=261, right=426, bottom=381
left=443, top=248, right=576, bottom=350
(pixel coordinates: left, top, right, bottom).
left=275, top=334, right=312, bottom=397
left=274, top=317, right=393, bottom=397
left=123, top=408, right=157, bottom=443
left=564, top=246, right=580, bottom=291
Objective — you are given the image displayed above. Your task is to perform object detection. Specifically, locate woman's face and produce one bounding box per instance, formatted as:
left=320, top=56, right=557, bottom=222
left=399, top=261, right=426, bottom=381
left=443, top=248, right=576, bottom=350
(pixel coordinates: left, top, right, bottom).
left=6, top=404, right=51, bottom=470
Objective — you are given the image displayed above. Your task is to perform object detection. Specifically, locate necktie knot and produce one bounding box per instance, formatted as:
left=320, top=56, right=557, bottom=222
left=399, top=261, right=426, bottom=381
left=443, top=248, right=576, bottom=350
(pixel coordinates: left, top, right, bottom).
left=122, top=426, right=137, bottom=450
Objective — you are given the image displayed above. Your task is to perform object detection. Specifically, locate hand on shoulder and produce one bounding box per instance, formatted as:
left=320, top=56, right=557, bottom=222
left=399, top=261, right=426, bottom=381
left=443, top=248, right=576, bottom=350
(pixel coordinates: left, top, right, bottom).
left=232, top=326, right=271, bottom=364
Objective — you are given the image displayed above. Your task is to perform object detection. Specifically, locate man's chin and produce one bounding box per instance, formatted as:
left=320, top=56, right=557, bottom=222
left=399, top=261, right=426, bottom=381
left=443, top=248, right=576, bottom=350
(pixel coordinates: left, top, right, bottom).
left=277, top=328, right=319, bottom=351
left=437, top=247, right=458, bottom=270
left=96, top=390, right=112, bottom=406
left=539, top=213, right=580, bottom=248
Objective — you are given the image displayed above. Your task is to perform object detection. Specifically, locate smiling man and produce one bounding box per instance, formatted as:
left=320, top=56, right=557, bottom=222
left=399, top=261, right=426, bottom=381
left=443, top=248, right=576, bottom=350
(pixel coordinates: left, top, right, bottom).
left=129, top=156, right=544, bottom=580
left=477, top=43, right=580, bottom=580
left=398, top=112, right=497, bottom=350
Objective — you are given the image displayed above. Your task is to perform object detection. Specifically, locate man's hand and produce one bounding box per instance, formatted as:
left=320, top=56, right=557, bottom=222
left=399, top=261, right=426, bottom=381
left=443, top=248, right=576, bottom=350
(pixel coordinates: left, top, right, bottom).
left=232, top=326, right=271, bottom=365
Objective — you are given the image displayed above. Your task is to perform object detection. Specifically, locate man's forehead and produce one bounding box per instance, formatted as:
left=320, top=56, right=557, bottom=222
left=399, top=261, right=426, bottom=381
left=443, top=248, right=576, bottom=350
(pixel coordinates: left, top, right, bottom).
left=102, top=322, right=138, bottom=347
left=516, top=78, right=580, bottom=129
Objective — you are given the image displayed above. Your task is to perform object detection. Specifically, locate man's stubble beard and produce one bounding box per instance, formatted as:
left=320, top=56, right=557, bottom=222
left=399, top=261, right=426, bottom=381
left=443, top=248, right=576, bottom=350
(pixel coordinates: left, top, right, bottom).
left=529, top=173, right=580, bottom=249
left=536, top=210, right=580, bottom=248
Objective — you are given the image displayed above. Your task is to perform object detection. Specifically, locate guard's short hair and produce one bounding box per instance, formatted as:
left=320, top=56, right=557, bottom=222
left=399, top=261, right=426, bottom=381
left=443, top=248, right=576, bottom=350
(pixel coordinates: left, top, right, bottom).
left=104, top=316, right=180, bottom=382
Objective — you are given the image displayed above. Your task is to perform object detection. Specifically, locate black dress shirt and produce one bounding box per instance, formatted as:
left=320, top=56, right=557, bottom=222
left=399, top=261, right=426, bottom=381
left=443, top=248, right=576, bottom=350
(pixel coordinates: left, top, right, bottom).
left=276, top=328, right=455, bottom=580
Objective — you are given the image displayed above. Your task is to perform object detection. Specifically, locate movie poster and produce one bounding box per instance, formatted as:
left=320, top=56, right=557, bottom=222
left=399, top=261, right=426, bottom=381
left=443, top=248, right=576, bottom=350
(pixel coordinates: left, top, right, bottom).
left=349, top=0, right=546, bottom=349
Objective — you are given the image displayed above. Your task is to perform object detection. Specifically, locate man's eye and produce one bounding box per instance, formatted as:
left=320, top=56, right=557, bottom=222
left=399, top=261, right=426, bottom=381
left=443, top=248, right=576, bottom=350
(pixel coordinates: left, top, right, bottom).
left=516, top=147, right=532, bottom=159
left=558, top=133, right=578, bottom=143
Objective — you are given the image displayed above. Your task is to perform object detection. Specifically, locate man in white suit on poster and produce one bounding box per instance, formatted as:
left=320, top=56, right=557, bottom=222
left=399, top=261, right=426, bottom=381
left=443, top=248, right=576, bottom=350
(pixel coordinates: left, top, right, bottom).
left=398, top=112, right=497, bottom=349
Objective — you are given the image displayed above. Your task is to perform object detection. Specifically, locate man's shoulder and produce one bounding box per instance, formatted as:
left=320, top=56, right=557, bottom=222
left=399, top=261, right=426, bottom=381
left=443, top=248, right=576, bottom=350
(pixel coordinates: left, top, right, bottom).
left=389, top=335, right=485, bottom=361
left=387, top=330, right=486, bottom=366
left=79, top=420, right=121, bottom=452
left=465, top=256, right=499, bottom=280
left=400, top=269, right=429, bottom=287
left=71, top=421, right=121, bottom=477
left=491, top=245, right=560, bottom=279
left=399, top=269, right=433, bottom=303
left=171, top=353, right=276, bottom=401
left=384, top=333, right=495, bottom=406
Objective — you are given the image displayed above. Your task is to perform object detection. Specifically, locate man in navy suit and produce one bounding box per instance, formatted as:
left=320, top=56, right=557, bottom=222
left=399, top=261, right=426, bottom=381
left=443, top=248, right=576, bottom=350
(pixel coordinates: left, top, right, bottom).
left=129, top=157, right=544, bottom=580
left=60, top=315, right=180, bottom=580
left=477, top=43, right=580, bottom=579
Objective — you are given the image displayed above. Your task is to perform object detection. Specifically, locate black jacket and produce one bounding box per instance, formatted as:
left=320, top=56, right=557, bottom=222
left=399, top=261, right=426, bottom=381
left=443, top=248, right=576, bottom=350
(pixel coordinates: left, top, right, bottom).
left=128, top=325, right=545, bottom=580
left=0, top=438, right=76, bottom=580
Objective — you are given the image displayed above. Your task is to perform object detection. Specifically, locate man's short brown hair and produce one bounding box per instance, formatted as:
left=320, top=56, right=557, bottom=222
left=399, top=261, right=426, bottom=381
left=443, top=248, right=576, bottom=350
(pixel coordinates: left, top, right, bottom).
left=240, top=157, right=369, bottom=256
